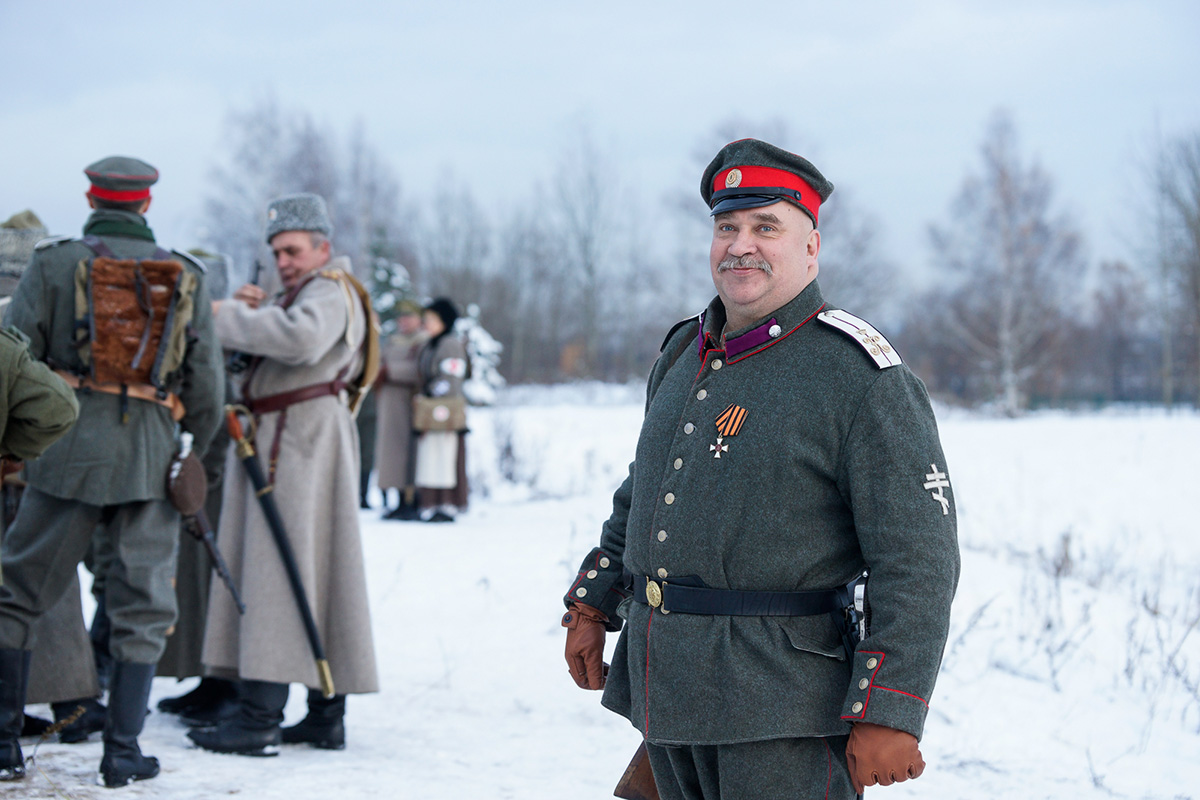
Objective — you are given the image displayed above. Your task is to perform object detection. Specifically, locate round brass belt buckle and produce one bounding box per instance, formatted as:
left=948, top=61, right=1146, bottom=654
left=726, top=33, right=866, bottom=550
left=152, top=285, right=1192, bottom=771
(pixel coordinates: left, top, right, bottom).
left=645, top=578, right=663, bottom=608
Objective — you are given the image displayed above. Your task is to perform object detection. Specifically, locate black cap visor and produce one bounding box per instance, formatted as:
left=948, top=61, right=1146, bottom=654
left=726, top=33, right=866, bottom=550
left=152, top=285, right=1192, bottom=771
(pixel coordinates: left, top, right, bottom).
left=709, top=188, right=816, bottom=225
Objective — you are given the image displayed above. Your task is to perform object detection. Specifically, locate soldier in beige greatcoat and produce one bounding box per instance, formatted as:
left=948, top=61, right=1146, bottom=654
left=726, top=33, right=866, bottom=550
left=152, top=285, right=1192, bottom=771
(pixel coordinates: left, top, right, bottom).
left=375, top=300, right=428, bottom=520
left=192, top=193, right=378, bottom=757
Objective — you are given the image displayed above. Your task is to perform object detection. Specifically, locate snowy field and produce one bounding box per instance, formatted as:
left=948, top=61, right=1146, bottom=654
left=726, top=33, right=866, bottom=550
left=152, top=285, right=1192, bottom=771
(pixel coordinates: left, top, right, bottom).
left=15, top=384, right=1200, bottom=799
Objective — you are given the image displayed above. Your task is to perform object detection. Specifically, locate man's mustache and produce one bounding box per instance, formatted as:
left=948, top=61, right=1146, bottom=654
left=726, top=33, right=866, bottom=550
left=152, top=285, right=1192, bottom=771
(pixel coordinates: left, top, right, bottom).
left=717, top=256, right=773, bottom=275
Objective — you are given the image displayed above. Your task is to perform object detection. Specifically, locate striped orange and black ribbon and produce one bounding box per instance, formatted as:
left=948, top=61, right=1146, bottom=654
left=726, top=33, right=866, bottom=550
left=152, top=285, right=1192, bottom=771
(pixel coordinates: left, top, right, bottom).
left=715, top=403, right=747, bottom=437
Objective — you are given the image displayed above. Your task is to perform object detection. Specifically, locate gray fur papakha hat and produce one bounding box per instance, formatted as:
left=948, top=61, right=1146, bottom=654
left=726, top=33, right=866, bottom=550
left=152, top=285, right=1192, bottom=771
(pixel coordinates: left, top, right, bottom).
left=84, top=156, right=159, bottom=202
left=264, top=192, right=333, bottom=243
left=701, top=139, right=834, bottom=226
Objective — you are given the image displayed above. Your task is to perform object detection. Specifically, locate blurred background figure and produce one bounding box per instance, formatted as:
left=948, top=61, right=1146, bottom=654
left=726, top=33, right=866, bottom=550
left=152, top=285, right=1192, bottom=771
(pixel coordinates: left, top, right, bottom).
left=154, top=248, right=239, bottom=726
left=1, top=210, right=105, bottom=749
left=413, top=298, right=469, bottom=523
left=355, top=381, right=378, bottom=509
left=376, top=299, right=428, bottom=521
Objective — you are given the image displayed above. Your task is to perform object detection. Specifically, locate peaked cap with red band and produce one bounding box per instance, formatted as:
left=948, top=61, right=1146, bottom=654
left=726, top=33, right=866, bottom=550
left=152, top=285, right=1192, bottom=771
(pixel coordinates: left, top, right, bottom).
left=84, top=155, right=159, bottom=203
left=701, top=138, right=834, bottom=226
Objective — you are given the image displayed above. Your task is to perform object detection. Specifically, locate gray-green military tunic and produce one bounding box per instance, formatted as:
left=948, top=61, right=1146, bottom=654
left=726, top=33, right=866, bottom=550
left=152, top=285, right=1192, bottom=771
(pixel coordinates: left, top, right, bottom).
left=0, top=326, right=78, bottom=464
left=565, top=281, right=959, bottom=747
left=0, top=209, right=224, bottom=664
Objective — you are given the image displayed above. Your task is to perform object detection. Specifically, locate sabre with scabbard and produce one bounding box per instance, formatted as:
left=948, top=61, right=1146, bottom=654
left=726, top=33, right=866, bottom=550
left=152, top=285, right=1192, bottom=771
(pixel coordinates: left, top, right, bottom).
left=225, top=404, right=336, bottom=698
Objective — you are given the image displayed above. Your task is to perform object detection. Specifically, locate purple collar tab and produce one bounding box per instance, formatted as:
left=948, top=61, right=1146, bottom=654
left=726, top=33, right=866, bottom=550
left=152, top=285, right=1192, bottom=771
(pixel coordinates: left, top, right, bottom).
left=724, top=318, right=780, bottom=359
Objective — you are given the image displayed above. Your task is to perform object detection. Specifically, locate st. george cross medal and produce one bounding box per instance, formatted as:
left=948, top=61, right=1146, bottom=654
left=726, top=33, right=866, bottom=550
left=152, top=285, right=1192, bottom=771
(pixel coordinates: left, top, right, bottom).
left=711, top=403, right=747, bottom=458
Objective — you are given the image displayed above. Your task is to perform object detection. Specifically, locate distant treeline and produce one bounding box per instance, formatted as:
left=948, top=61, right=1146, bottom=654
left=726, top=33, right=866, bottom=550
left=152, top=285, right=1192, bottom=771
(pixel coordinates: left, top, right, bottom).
left=200, top=101, right=1200, bottom=413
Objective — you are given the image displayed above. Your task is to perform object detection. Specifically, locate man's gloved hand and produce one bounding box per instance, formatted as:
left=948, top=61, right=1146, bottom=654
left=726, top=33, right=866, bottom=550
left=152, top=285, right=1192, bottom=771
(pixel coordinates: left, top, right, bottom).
left=562, top=602, right=609, bottom=690
left=845, top=722, right=925, bottom=794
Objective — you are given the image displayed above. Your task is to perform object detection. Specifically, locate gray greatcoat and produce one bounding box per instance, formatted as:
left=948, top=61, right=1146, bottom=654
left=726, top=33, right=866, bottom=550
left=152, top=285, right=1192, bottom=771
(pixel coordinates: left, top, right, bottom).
left=565, top=281, right=959, bottom=746
left=202, top=258, right=379, bottom=694
left=374, top=329, right=427, bottom=491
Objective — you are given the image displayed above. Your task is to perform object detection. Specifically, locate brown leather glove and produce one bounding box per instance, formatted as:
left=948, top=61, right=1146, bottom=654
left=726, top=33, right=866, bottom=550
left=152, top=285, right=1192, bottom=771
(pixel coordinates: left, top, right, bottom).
left=845, top=722, right=925, bottom=794
left=562, top=602, right=609, bottom=690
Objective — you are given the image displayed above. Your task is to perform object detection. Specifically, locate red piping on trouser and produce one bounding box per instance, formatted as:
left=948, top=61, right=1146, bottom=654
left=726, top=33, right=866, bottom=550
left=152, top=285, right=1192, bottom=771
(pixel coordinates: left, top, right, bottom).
left=823, top=737, right=833, bottom=800
left=644, top=611, right=654, bottom=732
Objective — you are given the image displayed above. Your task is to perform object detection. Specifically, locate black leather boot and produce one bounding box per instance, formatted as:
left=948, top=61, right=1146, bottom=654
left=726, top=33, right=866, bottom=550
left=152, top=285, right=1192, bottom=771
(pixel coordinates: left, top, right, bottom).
left=158, top=677, right=237, bottom=716
left=99, top=661, right=159, bottom=788
left=52, top=696, right=106, bottom=744
left=281, top=690, right=345, bottom=750
left=187, top=680, right=287, bottom=756
left=90, top=593, right=113, bottom=692
left=0, top=649, right=30, bottom=781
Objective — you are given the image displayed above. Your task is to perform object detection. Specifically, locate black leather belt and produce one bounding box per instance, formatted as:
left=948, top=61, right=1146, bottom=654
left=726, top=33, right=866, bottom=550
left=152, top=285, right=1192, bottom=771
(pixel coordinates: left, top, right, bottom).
left=626, top=573, right=854, bottom=616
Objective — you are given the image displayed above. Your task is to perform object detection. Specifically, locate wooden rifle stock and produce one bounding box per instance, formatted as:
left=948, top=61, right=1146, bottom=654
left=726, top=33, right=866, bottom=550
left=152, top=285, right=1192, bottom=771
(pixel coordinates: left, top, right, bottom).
left=614, top=742, right=660, bottom=800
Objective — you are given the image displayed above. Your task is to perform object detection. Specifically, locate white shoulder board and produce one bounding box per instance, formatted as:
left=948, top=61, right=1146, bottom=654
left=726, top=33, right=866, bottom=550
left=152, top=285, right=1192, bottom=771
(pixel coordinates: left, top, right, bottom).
left=172, top=250, right=208, bottom=272
left=818, top=309, right=903, bottom=368
left=34, top=235, right=74, bottom=251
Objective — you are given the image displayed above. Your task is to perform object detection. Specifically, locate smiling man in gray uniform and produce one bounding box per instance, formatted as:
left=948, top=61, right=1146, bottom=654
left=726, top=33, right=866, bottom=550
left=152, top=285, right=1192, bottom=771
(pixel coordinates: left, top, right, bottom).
left=562, top=139, right=959, bottom=799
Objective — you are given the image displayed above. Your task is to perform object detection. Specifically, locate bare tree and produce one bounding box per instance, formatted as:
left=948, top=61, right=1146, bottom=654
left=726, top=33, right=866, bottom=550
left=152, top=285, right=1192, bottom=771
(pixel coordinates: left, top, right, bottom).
left=1155, top=132, right=1200, bottom=405
left=416, top=175, right=492, bottom=305
left=928, top=110, right=1084, bottom=415
left=202, top=98, right=411, bottom=287
left=553, top=131, right=618, bottom=377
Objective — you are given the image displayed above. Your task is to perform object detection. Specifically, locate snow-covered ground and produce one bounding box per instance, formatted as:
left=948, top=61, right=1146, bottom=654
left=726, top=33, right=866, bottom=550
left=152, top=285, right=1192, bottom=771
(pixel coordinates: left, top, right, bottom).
left=16, top=386, right=1200, bottom=799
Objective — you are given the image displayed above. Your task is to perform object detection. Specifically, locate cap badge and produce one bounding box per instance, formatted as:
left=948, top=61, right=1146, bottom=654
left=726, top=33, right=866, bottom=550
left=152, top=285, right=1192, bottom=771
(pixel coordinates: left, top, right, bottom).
left=711, top=403, right=748, bottom=459
left=725, top=168, right=742, bottom=189
left=268, top=208, right=278, bottom=221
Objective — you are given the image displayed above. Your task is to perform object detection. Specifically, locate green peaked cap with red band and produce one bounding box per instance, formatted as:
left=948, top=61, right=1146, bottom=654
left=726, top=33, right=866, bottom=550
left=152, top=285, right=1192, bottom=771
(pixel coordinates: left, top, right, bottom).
left=701, top=139, right=834, bottom=227
left=84, top=155, right=159, bottom=203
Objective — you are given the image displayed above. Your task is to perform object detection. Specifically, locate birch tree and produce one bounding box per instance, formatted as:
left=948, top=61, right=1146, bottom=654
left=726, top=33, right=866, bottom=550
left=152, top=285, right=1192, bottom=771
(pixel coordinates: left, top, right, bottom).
left=928, top=111, right=1083, bottom=415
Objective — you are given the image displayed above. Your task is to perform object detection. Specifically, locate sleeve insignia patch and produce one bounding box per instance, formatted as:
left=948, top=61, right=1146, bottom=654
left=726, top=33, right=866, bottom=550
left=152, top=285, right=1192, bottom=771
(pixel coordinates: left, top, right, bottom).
left=818, top=309, right=903, bottom=368
left=923, top=463, right=951, bottom=515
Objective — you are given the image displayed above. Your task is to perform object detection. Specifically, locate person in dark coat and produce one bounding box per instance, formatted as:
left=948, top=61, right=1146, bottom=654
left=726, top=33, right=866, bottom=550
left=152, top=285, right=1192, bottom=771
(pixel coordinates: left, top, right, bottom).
left=562, top=139, right=959, bottom=799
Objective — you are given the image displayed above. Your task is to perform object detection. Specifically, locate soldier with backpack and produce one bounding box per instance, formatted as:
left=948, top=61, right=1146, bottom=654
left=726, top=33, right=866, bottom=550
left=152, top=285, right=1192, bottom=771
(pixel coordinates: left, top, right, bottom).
left=0, top=156, right=224, bottom=787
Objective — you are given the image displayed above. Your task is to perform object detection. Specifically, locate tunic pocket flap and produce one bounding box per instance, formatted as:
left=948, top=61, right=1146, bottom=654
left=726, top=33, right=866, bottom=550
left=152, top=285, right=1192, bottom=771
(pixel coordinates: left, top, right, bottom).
left=778, top=615, right=846, bottom=660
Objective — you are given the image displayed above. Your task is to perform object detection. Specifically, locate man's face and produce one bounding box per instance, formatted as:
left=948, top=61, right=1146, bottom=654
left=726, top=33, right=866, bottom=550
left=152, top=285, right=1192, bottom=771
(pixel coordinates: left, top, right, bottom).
left=709, top=202, right=820, bottom=331
left=270, top=230, right=331, bottom=289
left=397, top=312, right=422, bottom=335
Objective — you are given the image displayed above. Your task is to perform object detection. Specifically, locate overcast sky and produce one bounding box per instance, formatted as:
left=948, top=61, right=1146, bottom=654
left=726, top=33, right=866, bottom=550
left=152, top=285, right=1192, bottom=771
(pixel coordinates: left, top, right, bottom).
left=2, top=0, right=1198, bottom=284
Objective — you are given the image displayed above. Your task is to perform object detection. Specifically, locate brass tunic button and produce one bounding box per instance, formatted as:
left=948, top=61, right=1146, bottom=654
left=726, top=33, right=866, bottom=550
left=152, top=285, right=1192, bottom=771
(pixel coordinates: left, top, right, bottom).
left=657, top=567, right=668, bottom=578
left=673, top=458, right=683, bottom=470
left=851, top=702, right=863, bottom=713
left=696, top=389, right=707, bottom=400
left=858, top=678, right=869, bottom=690
left=575, top=587, right=587, bottom=598
left=866, top=657, right=878, bottom=669
left=599, top=557, right=610, bottom=568
left=711, top=359, right=723, bottom=370
left=657, top=530, right=667, bottom=542
left=587, top=570, right=598, bottom=579
left=683, top=422, right=695, bottom=434
left=664, top=493, right=675, bottom=505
